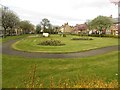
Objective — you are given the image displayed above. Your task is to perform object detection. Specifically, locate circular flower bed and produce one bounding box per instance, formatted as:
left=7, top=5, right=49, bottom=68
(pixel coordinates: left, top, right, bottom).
left=71, top=37, right=93, bottom=40
left=38, top=39, right=65, bottom=46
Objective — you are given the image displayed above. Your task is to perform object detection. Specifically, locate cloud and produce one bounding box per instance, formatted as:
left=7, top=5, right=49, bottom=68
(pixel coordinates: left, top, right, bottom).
left=7, top=5, right=86, bottom=25
left=72, top=0, right=112, bottom=10
left=0, top=0, right=118, bottom=25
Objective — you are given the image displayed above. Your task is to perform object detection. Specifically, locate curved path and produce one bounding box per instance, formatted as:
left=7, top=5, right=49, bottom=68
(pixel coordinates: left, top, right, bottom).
left=1, top=39, right=119, bottom=58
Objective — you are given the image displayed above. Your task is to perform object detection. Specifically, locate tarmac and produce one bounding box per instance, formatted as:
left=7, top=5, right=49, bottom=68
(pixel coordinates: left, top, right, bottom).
left=1, top=39, right=119, bottom=59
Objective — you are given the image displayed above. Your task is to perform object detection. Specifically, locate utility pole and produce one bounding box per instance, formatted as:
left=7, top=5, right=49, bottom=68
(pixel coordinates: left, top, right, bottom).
left=109, top=0, right=120, bottom=18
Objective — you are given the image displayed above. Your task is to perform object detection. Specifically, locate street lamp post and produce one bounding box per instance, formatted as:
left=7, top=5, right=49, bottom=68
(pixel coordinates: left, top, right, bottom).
left=109, top=0, right=120, bottom=17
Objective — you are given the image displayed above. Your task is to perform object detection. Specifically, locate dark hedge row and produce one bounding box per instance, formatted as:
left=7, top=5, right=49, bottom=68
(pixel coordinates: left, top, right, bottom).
left=71, top=37, right=93, bottom=40
left=38, top=39, right=65, bottom=46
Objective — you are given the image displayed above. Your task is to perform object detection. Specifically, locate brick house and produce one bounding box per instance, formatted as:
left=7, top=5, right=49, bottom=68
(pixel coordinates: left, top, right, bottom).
left=72, top=23, right=88, bottom=34
left=110, top=16, right=120, bottom=35
left=59, top=23, right=73, bottom=34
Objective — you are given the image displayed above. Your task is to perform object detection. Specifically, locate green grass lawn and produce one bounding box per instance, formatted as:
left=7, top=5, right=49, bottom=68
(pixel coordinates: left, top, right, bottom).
left=0, top=54, right=1, bottom=88
left=2, top=51, right=118, bottom=88
left=1, top=34, right=119, bottom=88
left=12, top=34, right=118, bottom=53
left=0, top=34, right=31, bottom=43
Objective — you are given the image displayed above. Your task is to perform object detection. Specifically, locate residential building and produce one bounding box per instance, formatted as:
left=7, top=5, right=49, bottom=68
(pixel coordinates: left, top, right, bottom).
left=110, top=15, right=120, bottom=35
left=59, top=23, right=73, bottom=34
left=72, top=23, right=88, bottom=34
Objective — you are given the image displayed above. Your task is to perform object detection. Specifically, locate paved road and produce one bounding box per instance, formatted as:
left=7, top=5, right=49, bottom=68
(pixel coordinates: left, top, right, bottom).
left=1, top=39, right=119, bottom=58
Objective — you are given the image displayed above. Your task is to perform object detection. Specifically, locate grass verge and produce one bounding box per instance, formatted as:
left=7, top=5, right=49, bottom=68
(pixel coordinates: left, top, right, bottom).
left=2, top=51, right=118, bottom=88
left=12, top=34, right=118, bottom=53
left=0, top=34, right=31, bottom=43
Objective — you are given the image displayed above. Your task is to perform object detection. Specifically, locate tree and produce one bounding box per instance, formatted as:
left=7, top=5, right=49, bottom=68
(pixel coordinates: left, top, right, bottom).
left=86, top=20, right=93, bottom=30
left=52, top=25, right=60, bottom=34
left=2, top=9, right=20, bottom=37
left=36, top=24, right=41, bottom=34
left=40, top=18, right=51, bottom=33
left=47, top=23, right=53, bottom=34
left=20, top=20, right=34, bottom=34
left=90, top=16, right=113, bottom=34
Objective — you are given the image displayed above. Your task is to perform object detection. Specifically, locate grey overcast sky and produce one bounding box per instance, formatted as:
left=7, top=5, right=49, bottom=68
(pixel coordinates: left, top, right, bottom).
left=0, top=0, right=118, bottom=26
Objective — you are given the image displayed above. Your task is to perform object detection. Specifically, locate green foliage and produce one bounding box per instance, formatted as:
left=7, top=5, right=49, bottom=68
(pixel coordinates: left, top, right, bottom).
left=88, top=34, right=120, bottom=38
left=86, top=20, right=92, bottom=30
left=40, top=18, right=57, bottom=34
left=52, top=25, right=60, bottom=34
left=41, top=18, right=51, bottom=33
left=38, top=39, right=65, bottom=46
left=36, top=24, right=41, bottom=34
left=63, top=34, right=66, bottom=37
left=2, top=9, right=20, bottom=37
left=20, top=20, right=34, bottom=34
left=89, top=15, right=113, bottom=31
left=71, top=37, right=93, bottom=40
left=73, top=33, right=120, bottom=38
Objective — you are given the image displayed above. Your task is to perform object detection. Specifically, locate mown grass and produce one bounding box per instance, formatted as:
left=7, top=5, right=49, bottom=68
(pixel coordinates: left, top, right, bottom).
left=0, top=54, right=2, bottom=88
left=2, top=51, right=118, bottom=88
left=12, top=34, right=118, bottom=53
left=0, top=34, right=31, bottom=43
left=22, top=64, right=118, bottom=88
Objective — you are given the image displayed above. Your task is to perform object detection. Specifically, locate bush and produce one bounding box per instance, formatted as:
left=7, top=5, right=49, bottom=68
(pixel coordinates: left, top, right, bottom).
left=38, top=39, right=65, bottom=46
left=63, top=34, right=66, bottom=37
left=71, top=37, right=93, bottom=40
left=72, top=33, right=120, bottom=38
left=88, top=34, right=120, bottom=38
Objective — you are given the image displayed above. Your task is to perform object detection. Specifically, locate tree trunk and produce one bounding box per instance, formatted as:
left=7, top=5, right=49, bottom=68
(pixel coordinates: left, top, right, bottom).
left=3, top=28, right=7, bottom=38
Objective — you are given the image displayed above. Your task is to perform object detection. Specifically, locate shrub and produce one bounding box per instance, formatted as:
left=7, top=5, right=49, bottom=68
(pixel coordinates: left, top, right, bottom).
left=88, top=34, right=120, bottom=38
left=38, top=39, right=65, bottom=46
left=73, top=33, right=120, bottom=38
left=71, top=37, right=93, bottom=40
left=63, top=34, right=66, bottom=37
